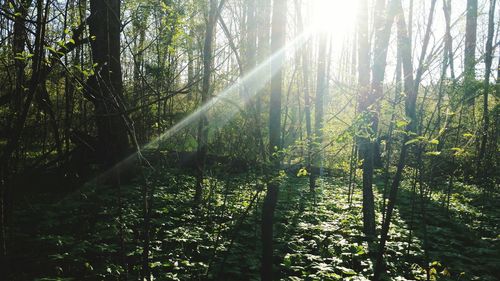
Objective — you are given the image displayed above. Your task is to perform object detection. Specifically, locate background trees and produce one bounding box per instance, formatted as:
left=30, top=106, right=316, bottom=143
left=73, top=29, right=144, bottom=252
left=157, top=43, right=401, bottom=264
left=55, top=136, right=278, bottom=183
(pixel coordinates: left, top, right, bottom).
left=0, top=0, right=498, bottom=280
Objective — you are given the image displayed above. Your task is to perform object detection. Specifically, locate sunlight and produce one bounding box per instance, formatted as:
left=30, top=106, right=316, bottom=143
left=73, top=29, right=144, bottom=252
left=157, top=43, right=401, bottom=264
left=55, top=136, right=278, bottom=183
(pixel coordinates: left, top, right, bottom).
left=90, top=29, right=314, bottom=182
left=145, top=31, right=312, bottom=149
left=311, top=0, right=359, bottom=36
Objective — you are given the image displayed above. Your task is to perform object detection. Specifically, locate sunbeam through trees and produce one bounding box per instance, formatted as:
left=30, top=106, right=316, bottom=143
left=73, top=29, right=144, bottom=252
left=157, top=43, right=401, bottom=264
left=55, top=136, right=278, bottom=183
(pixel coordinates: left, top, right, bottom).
left=0, top=0, right=499, bottom=280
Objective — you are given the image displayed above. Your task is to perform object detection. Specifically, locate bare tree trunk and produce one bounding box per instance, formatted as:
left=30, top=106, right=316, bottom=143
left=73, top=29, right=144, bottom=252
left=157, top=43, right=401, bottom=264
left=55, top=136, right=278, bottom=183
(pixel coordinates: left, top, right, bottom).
left=195, top=0, right=219, bottom=204
left=261, top=0, right=286, bottom=279
left=0, top=0, right=30, bottom=274
left=381, top=43, right=403, bottom=223
left=356, top=0, right=377, bottom=239
left=359, top=0, right=399, bottom=241
left=464, top=0, right=478, bottom=105
left=88, top=2, right=130, bottom=276
left=255, top=0, right=271, bottom=161
left=477, top=0, right=496, bottom=180
left=313, top=32, right=328, bottom=187
left=374, top=2, right=414, bottom=276
left=374, top=0, right=437, bottom=278
left=88, top=0, right=130, bottom=170
left=245, top=0, right=261, bottom=160
left=1, top=1, right=47, bottom=274
left=296, top=0, right=315, bottom=191
left=132, top=10, right=147, bottom=145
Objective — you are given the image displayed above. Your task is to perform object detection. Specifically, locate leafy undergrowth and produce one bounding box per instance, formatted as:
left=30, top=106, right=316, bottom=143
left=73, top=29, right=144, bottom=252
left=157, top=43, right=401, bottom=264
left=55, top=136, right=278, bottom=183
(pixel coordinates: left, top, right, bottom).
left=391, top=179, right=500, bottom=281
left=275, top=178, right=421, bottom=281
left=9, top=169, right=500, bottom=280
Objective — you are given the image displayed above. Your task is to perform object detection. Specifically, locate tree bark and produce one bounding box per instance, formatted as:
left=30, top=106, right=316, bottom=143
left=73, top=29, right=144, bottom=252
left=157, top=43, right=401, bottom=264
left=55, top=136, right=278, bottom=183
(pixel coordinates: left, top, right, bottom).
left=356, top=0, right=377, bottom=239
left=296, top=0, right=315, bottom=191
left=477, top=0, right=496, bottom=180
left=195, top=0, right=219, bottom=204
left=88, top=0, right=130, bottom=170
left=374, top=0, right=414, bottom=277
left=313, top=32, right=328, bottom=184
left=256, top=0, right=271, bottom=161
left=374, top=0, right=437, bottom=278
left=261, top=0, right=286, bottom=279
left=464, top=0, right=478, bottom=105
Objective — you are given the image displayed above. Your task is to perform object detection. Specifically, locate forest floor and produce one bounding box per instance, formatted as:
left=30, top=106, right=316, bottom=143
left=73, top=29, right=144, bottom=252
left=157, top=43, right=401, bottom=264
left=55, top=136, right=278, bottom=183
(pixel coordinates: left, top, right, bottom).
left=8, top=168, right=500, bottom=280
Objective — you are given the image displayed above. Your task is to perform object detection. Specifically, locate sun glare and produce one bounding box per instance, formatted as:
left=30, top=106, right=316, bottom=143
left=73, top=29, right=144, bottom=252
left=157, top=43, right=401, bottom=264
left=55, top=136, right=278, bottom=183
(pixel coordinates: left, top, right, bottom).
left=311, top=0, right=359, bottom=36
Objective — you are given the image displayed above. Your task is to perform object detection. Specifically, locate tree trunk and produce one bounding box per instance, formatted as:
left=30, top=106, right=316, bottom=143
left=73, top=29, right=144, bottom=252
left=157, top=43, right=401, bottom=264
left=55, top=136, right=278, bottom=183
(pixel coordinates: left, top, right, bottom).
left=256, top=0, right=271, bottom=161
left=356, top=0, right=377, bottom=239
left=195, top=0, right=219, bottom=204
left=261, top=0, right=286, bottom=279
left=88, top=0, right=130, bottom=170
left=374, top=0, right=437, bottom=278
left=312, top=32, right=328, bottom=187
left=477, top=0, right=496, bottom=180
left=0, top=0, right=31, bottom=273
left=374, top=1, right=414, bottom=276
left=296, top=0, right=315, bottom=191
left=245, top=0, right=260, bottom=160
left=464, top=0, right=478, bottom=105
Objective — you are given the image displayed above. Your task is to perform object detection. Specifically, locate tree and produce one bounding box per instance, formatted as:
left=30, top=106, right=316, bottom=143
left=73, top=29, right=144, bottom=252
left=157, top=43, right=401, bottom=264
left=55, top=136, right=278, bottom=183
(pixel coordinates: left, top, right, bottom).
left=88, top=0, right=130, bottom=170
left=374, top=0, right=438, bottom=278
left=261, top=0, right=286, bottom=279
left=356, top=0, right=376, bottom=239
left=1, top=0, right=49, bottom=271
left=194, top=0, right=219, bottom=204
left=477, top=0, right=496, bottom=180
left=464, top=0, right=478, bottom=105
left=313, top=32, right=328, bottom=188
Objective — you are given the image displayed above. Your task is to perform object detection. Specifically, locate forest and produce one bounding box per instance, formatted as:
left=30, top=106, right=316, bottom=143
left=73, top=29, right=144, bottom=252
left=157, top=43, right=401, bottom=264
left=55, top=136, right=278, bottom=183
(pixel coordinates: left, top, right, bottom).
left=0, top=0, right=499, bottom=280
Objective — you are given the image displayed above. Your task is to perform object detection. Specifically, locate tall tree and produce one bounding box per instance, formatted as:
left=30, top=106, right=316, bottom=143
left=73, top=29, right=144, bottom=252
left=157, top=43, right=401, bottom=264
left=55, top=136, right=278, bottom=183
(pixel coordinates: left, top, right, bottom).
left=464, top=0, right=478, bottom=105
left=0, top=0, right=31, bottom=272
left=374, top=0, right=414, bottom=278
left=312, top=32, right=328, bottom=188
left=261, top=0, right=286, bottom=279
left=374, top=0, right=437, bottom=278
left=295, top=0, right=315, bottom=191
left=88, top=0, right=130, bottom=169
left=195, top=0, right=219, bottom=204
left=358, top=0, right=398, bottom=240
left=255, top=0, right=271, bottom=160
left=477, top=0, right=496, bottom=179
left=356, top=0, right=376, bottom=239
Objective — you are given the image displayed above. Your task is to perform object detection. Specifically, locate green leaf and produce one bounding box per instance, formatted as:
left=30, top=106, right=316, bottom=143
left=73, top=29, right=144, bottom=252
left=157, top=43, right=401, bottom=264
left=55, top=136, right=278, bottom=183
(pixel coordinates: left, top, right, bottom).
left=429, top=139, right=439, bottom=145
left=283, top=253, right=292, bottom=268
left=396, top=120, right=409, bottom=128
left=405, top=138, right=420, bottom=145
left=46, top=46, right=57, bottom=53
left=338, top=266, right=357, bottom=276
left=84, top=262, right=93, bottom=271
left=296, top=167, right=308, bottom=177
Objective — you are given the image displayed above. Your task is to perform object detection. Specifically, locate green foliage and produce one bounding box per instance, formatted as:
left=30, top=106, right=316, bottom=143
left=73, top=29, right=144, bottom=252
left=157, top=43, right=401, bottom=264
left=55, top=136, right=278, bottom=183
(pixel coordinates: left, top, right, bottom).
left=296, top=167, right=308, bottom=177
left=9, top=168, right=500, bottom=280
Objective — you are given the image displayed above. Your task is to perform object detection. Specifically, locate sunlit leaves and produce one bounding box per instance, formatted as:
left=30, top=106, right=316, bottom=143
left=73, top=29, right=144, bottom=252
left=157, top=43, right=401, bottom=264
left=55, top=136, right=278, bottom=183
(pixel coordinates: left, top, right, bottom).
left=14, top=51, right=34, bottom=61
left=296, top=167, right=308, bottom=177
left=428, top=139, right=439, bottom=145
left=396, top=120, right=409, bottom=128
